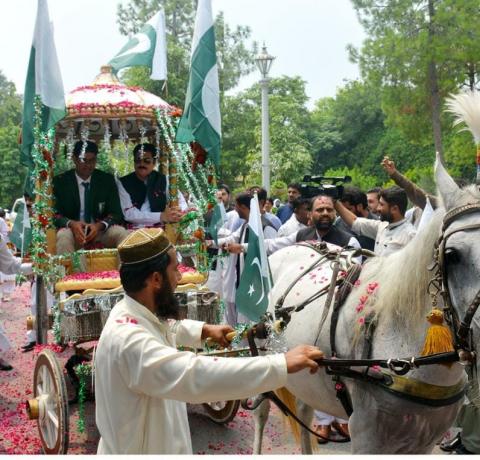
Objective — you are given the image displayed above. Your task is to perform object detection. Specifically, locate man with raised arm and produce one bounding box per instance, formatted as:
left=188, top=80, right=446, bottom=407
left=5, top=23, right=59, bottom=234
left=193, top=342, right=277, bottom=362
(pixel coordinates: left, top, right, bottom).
left=334, top=185, right=416, bottom=256
left=95, top=228, right=324, bottom=454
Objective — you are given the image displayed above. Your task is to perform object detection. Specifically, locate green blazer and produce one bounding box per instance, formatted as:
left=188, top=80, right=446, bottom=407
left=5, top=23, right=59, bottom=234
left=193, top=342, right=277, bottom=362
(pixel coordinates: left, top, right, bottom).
left=53, top=169, right=124, bottom=229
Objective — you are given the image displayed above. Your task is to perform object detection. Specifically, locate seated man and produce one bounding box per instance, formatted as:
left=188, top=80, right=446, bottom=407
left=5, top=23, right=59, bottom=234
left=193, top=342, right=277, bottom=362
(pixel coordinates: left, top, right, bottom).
left=116, top=143, right=186, bottom=229
left=53, top=140, right=128, bottom=254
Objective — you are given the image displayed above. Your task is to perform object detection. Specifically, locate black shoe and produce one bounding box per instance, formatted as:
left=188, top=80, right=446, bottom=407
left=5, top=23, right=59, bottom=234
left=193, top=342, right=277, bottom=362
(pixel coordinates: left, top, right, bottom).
left=440, top=433, right=462, bottom=452
left=21, top=341, right=36, bottom=352
left=453, top=444, right=474, bottom=455
left=0, top=362, right=13, bottom=371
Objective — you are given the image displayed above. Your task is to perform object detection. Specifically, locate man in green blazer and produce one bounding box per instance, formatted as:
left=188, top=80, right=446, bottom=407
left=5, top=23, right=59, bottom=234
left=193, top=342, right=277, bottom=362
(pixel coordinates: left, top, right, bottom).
left=53, top=140, right=128, bottom=254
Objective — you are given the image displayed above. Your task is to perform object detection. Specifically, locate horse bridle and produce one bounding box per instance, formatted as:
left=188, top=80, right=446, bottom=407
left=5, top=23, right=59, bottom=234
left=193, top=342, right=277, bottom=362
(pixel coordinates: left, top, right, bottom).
left=429, top=202, right=480, bottom=359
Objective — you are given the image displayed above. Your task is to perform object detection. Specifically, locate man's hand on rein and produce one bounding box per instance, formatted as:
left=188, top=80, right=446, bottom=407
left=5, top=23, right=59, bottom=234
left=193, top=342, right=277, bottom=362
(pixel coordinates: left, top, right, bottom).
left=285, top=345, right=324, bottom=374
left=202, top=324, right=235, bottom=348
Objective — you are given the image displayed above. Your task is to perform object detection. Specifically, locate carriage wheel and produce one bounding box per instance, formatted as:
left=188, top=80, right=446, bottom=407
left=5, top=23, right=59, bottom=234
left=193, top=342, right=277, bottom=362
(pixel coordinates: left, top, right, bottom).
left=202, top=400, right=240, bottom=424
left=27, top=350, right=69, bottom=454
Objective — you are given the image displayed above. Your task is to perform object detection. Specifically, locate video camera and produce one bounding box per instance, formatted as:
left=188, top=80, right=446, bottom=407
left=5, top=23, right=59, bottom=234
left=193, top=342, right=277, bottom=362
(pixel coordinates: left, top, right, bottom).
left=299, top=175, right=352, bottom=200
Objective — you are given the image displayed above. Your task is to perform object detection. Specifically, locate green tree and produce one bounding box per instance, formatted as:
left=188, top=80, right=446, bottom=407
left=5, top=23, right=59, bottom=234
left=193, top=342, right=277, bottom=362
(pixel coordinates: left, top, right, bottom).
left=221, top=76, right=312, bottom=188
left=349, top=0, right=480, bottom=163
left=0, top=71, right=26, bottom=208
left=309, top=79, right=440, bottom=187
left=0, top=71, right=22, bottom=127
left=116, top=0, right=256, bottom=107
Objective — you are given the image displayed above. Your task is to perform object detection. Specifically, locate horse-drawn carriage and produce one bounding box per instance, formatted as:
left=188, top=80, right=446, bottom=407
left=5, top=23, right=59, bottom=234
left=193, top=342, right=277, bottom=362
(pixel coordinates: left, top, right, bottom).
left=23, top=66, right=240, bottom=454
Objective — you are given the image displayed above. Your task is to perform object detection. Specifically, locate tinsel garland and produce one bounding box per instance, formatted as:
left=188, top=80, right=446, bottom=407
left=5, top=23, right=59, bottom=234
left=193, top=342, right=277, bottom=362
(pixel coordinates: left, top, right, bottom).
left=51, top=299, right=62, bottom=344
left=216, top=299, right=225, bottom=324
left=74, top=363, right=92, bottom=433
left=15, top=274, right=28, bottom=286
left=156, top=110, right=205, bottom=205
left=30, top=97, right=64, bottom=287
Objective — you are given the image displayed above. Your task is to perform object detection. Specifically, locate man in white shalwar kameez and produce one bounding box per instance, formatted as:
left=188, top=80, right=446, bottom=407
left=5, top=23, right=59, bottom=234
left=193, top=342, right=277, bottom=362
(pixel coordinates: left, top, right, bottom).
left=0, top=234, right=32, bottom=370
left=95, top=228, right=324, bottom=454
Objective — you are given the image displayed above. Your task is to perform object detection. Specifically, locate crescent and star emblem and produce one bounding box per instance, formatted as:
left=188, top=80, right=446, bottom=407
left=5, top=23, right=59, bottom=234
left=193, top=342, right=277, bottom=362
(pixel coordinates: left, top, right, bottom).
left=114, top=32, right=152, bottom=59
left=250, top=257, right=265, bottom=306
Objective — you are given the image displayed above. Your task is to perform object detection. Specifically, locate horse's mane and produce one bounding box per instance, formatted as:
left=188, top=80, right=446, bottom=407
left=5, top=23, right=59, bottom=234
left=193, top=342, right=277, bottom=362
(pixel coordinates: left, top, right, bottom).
left=359, top=185, right=480, bottom=333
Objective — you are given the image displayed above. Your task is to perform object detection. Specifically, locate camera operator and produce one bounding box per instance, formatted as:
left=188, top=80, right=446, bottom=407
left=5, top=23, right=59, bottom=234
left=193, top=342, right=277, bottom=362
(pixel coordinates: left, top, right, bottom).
left=334, top=185, right=416, bottom=257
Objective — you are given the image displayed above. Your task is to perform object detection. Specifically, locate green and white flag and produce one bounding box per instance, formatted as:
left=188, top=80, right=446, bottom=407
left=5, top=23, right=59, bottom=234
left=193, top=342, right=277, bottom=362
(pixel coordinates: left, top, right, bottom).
left=235, top=194, right=272, bottom=322
left=175, top=0, right=221, bottom=166
left=21, top=0, right=66, bottom=168
left=9, top=202, right=32, bottom=257
left=109, top=9, right=167, bottom=80
left=208, top=201, right=227, bottom=244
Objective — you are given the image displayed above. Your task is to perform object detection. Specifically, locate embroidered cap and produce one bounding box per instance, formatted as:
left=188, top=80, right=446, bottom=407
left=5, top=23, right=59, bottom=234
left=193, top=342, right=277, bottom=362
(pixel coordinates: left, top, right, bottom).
left=118, top=228, right=173, bottom=265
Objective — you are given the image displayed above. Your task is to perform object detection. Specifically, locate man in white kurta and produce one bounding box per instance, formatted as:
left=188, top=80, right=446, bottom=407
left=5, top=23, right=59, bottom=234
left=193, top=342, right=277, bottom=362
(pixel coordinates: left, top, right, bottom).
left=0, top=234, right=32, bottom=369
left=95, top=228, right=323, bottom=454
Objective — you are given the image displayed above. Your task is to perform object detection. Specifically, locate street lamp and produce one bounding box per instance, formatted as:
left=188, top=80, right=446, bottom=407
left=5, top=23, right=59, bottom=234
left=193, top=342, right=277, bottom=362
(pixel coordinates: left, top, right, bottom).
left=255, top=44, right=275, bottom=195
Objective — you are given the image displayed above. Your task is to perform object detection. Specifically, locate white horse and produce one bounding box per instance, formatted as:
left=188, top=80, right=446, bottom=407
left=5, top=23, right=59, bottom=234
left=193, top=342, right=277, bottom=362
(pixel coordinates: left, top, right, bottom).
left=252, top=157, right=480, bottom=454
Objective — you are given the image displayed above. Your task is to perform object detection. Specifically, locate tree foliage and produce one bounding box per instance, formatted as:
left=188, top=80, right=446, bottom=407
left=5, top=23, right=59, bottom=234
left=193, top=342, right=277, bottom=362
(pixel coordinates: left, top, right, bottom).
left=349, top=0, right=480, bottom=162
left=221, top=76, right=312, bottom=188
left=0, top=71, right=26, bottom=208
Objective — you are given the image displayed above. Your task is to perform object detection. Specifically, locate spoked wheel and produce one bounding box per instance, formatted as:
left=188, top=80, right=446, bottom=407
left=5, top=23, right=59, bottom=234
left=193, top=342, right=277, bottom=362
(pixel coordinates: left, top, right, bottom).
left=202, top=400, right=240, bottom=424
left=27, top=350, right=69, bottom=454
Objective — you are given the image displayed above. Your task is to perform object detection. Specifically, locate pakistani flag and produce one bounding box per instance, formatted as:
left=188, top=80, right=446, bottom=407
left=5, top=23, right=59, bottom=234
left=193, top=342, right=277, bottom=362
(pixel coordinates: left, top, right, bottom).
left=9, top=202, right=32, bottom=257
left=20, top=0, right=66, bottom=168
left=109, top=9, right=167, bottom=80
left=235, top=194, right=272, bottom=322
left=208, top=201, right=227, bottom=244
left=175, top=0, right=221, bottom=166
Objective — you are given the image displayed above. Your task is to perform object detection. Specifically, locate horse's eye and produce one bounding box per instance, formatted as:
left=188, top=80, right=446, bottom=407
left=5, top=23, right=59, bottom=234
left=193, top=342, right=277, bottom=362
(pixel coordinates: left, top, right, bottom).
left=445, top=248, right=461, bottom=265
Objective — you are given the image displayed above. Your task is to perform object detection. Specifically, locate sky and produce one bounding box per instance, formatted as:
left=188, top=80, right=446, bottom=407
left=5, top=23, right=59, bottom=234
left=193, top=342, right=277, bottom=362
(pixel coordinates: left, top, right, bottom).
left=0, top=0, right=365, bottom=109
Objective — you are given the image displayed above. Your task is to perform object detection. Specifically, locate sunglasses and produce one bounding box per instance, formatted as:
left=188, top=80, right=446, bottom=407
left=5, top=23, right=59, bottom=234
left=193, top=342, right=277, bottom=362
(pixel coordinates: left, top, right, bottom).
left=134, top=157, right=155, bottom=164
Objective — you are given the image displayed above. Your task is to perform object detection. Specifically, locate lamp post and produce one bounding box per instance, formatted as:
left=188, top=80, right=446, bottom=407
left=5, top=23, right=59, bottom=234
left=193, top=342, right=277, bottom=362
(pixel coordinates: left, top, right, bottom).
left=255, top=44, right=275, bottom=195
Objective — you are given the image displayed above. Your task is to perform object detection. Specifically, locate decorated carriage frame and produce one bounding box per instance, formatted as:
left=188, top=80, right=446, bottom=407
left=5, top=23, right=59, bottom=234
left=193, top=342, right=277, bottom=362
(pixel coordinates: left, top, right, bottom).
left=23, top=66, right=241, bottom=454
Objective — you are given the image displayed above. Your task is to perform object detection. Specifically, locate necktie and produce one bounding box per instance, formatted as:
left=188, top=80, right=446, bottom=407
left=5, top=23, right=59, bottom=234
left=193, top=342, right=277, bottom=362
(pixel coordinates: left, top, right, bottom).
left=82, top=182, right=91, bottom=223
left=235, top=224, right=249, bottom=288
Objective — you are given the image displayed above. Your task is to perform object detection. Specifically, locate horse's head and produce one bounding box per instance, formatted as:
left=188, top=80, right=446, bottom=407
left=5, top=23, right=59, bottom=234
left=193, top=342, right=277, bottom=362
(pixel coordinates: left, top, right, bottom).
left=435, top=154, right=480, bottom=352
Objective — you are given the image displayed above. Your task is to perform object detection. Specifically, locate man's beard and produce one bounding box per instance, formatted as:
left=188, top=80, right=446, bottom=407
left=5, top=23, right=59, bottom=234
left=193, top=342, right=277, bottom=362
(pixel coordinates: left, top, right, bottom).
left=154, top=281, right=180, bottom=320
left=314, top=218, right=333, bottom=232
left=380, top=211, right=394, bottom=223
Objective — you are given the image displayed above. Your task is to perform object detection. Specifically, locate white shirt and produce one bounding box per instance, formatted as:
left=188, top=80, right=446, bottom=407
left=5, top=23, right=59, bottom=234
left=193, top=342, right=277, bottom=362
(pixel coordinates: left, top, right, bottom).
left=0, top=217, right=9, bottom=240
left=95, top=295, right=287, bottom=454
left=0, top=234, right=32, bottom=275
left=352, top=217, right=416, bottom=256
left=259, top=229, right=360, bottom=256
left=278, top=214, right=307, bottom=237
left=115, top=176, right=188, bottom=228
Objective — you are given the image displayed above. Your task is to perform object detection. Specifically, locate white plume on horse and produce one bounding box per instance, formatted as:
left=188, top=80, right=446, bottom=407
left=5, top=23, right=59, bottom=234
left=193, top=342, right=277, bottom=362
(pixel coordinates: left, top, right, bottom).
left=250, top=156, right=480, bottom=454
left=445, top=90, right=480, bottom=144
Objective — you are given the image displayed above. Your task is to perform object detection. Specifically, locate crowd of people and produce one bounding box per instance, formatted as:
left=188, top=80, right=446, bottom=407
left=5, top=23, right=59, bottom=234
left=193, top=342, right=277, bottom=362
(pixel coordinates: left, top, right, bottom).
left=0, top=140, right=477, bottom=454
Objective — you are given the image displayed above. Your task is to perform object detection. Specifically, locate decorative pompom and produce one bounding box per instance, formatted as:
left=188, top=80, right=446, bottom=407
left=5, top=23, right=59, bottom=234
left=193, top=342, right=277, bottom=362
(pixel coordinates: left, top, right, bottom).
left=421, top=308, right=455, bottom=360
